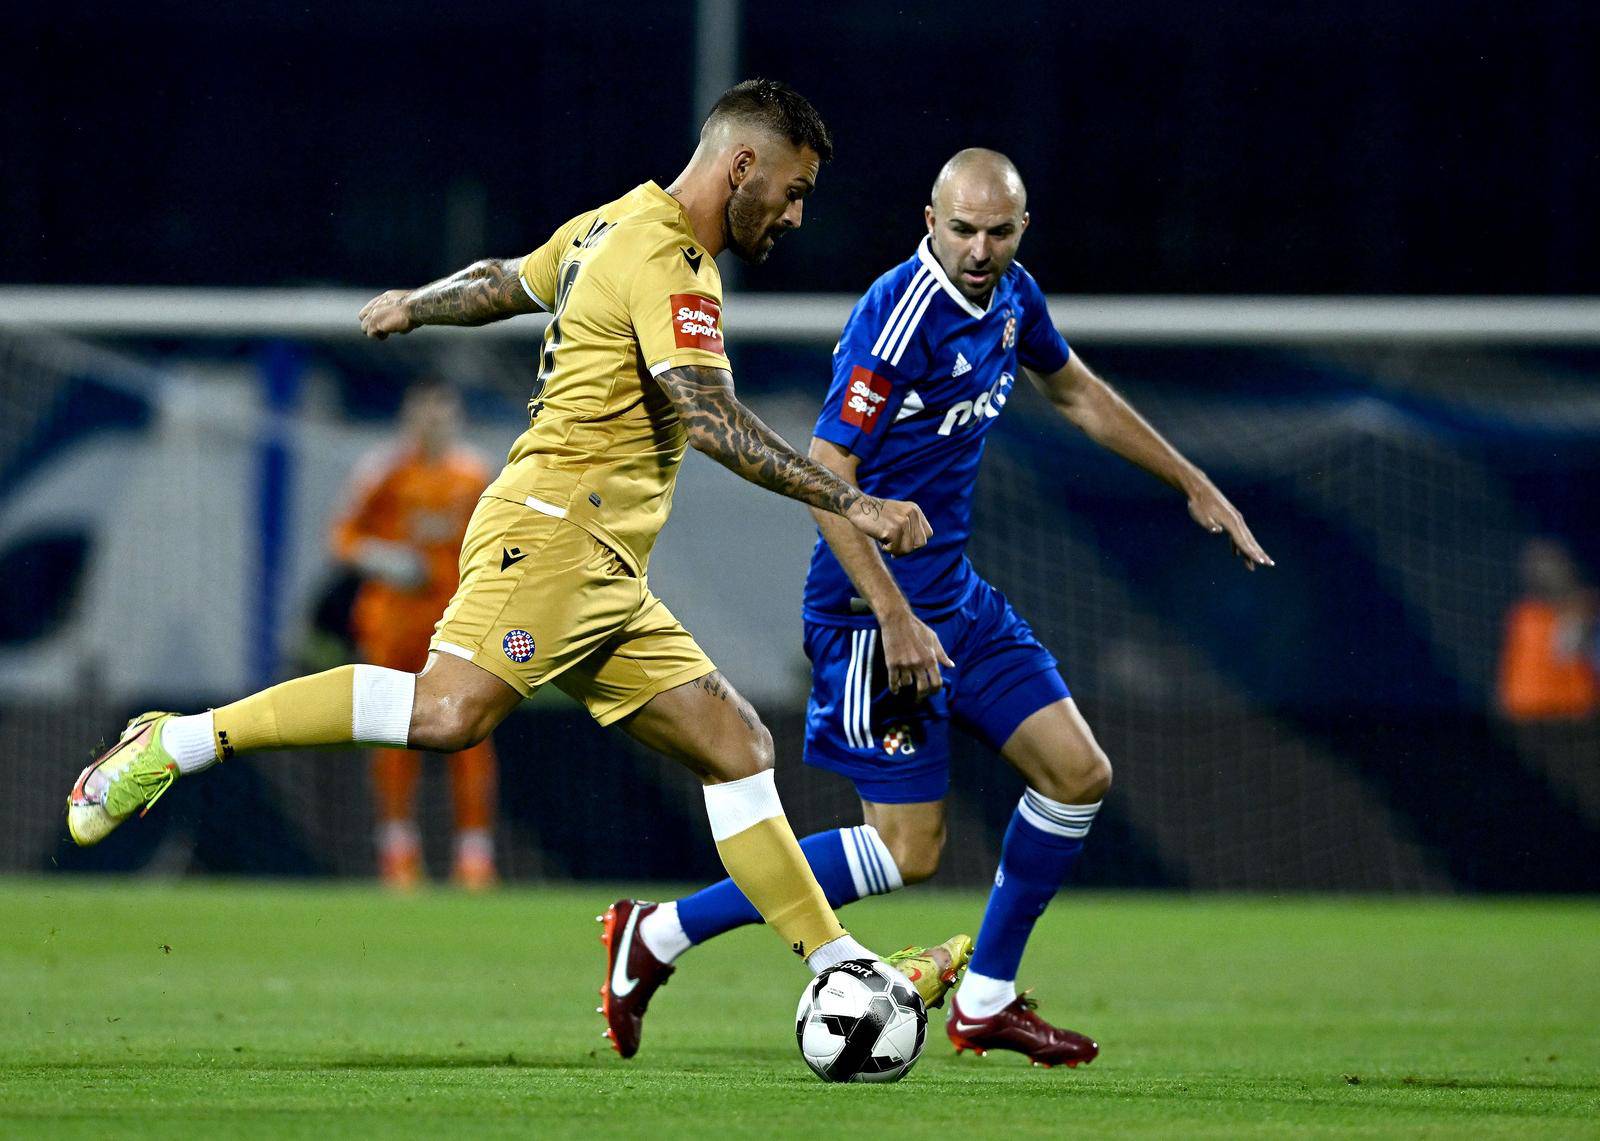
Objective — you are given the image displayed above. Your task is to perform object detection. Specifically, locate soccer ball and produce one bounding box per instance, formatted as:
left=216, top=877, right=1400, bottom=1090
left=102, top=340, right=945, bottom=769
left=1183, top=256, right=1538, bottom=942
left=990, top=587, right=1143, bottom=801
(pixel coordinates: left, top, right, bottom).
left=795, top=959, right=927, bottom=1083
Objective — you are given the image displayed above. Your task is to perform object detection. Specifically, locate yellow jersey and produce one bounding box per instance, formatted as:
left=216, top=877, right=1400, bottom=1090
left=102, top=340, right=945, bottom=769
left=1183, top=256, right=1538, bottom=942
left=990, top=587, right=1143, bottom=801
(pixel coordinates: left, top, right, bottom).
left=485, top=181, right=728, bottom=575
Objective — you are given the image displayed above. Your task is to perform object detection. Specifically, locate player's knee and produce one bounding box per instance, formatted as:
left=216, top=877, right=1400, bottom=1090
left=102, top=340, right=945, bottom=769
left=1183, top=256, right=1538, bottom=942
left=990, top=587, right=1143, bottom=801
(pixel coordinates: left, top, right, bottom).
left=712, top=718, right=775, bottom=782
left=1078, top=748, right=1113, bottom=802
left=409, top=691, right=492, bottom=754
left=893, top=841, right=943, bottom=885
left=737, top=717, right=776, bottom=776
left=1034, top=745, right=1112, bottom=804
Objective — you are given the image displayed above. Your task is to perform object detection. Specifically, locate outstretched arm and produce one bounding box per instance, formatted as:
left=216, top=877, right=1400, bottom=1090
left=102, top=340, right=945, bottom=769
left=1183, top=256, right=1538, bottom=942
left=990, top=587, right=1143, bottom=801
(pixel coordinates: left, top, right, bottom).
left=1031, top=352, right=1274, bottom=569
left=359, top=257, right=541, bottom=338
left=654, top=364, right=932, bottom=556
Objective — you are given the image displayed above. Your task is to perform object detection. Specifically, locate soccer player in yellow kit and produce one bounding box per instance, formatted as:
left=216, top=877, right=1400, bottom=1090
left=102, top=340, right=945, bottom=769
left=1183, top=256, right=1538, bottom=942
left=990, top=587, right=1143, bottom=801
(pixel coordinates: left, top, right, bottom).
left=65, top=80, right=970, bottom=1051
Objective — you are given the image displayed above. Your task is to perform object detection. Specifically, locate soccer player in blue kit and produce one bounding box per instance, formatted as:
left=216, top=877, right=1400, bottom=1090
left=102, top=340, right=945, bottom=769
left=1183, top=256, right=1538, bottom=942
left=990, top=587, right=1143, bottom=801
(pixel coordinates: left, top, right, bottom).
left=602, top=148, right=1273, bottom=1065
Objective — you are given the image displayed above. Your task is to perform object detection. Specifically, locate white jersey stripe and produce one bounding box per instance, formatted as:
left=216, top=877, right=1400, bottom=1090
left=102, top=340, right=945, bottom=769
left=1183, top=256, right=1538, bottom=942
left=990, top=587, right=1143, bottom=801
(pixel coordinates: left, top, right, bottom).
left=870, top=268, right=933, bottom=359
left=888, top=281, right=941, bottom=367
left=841, top=827, right=873, bottom=896
left=842, top=630, right=857, bottom=748
left=875, top=271, right=938, bottom=364
left=869, top=267, right=931, bottom=358
left=856, top=629, right=878, bottom=749
left=842, top=630, right=864, bottom=748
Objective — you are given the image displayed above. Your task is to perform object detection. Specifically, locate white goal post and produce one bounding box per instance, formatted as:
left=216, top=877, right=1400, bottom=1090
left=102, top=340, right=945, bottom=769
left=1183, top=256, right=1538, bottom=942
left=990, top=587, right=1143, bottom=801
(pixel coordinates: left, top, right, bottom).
left=3, top=287, right=1600, bottom=343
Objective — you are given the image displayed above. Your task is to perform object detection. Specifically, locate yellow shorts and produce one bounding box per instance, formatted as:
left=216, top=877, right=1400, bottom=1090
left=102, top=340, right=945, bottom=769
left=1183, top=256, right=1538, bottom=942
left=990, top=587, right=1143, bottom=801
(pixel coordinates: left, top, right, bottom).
left=430, top=494, right=716, bottom=725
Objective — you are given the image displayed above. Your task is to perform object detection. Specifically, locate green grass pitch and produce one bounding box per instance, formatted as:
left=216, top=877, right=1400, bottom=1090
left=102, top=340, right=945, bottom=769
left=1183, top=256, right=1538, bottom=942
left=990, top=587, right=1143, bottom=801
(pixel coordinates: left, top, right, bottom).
left=3, top=879, right=1597, bottom=1138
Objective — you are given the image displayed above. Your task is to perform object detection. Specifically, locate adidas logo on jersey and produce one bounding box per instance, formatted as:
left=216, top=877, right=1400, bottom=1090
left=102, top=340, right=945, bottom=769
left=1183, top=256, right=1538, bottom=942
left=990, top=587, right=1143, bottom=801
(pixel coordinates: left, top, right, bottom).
left=952, top=352, right=972, bottom=377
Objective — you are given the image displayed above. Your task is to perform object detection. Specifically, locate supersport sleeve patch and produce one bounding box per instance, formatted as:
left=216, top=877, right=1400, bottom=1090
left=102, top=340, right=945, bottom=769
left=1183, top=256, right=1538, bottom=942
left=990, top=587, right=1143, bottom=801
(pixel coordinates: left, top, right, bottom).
left=839, top=366, right=892, bottom=433
left=669, top=294, right=726, bottom=355
left=631, top=234, right=729, bottom=376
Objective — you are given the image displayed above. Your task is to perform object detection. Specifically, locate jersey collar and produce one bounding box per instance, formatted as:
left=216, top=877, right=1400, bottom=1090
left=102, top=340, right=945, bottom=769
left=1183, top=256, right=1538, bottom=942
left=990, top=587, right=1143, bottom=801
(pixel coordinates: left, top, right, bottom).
left=643, top=180, right=698, bottom=236
left=916, top=236, right=992, bottom=320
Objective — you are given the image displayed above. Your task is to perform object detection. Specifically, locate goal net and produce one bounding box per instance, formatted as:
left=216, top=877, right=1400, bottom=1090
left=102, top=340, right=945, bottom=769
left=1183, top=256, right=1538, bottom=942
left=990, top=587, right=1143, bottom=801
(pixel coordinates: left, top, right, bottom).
left=2, top=292, right=1597, bottom=892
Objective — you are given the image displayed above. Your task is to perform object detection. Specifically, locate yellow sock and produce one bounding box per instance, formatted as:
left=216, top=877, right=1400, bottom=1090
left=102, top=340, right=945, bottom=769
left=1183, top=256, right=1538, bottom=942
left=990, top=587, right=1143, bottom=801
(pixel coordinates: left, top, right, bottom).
left=211, top=664, right=414, bottom=759
left=706, top=771, right=846, bottom=959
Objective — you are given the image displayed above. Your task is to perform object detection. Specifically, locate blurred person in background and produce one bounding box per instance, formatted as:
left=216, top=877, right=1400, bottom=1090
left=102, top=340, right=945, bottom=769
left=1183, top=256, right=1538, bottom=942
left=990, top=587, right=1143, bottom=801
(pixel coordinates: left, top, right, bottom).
left=331, top=379, right=499, bottom=889
left=1497, top=537, right=1599, bottom=722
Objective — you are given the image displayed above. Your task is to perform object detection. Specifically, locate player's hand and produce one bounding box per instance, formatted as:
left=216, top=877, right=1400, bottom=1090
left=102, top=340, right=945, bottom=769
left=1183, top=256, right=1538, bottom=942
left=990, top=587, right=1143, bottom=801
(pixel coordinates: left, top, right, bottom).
left=879, top=608, right=954, bottom=699
left=358, top=290, right=418, bottom=340
left=846, top=495, right=932, bottom=557
left=1186, top=479, right=1273, bottom=570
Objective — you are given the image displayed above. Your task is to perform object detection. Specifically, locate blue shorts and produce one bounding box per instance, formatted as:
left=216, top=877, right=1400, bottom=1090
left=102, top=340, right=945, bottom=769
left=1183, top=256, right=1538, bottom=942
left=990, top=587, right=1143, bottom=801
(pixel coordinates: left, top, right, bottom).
left=802, top=579, right=1070, bottom=804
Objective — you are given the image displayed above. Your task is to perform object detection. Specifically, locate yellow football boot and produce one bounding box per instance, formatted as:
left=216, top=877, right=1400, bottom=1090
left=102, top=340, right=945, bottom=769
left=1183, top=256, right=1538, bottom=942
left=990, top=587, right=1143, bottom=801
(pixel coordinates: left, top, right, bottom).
left=66, top=712, right=181, bottom=847
left=885, top=933, right=974, bottom=1010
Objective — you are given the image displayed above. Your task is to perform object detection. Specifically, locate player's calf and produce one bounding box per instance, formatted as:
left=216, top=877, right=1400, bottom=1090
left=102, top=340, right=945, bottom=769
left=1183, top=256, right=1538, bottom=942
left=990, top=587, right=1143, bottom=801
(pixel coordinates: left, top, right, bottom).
left=863, top=802, right=946, bottom=885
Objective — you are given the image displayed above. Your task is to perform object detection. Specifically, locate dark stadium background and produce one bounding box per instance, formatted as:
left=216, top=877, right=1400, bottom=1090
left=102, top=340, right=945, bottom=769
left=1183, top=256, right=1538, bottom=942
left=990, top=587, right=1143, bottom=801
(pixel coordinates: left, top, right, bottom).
left=3, top=1, right=1599, bottom=894
left=8, top=1, right=1599, bottom=294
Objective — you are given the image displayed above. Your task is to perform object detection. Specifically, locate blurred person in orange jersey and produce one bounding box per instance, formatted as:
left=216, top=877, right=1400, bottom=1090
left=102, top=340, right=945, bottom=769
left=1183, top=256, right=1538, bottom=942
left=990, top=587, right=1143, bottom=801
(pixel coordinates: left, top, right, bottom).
left=331, top=380, right=500, bottom=889
left=1497, top=538, right=1600, bottom=722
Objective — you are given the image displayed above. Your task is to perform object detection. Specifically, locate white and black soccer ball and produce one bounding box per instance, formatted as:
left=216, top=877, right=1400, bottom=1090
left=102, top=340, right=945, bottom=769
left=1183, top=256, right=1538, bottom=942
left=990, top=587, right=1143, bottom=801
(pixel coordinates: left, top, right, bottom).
left=795, top=958, right=927, bottom=1083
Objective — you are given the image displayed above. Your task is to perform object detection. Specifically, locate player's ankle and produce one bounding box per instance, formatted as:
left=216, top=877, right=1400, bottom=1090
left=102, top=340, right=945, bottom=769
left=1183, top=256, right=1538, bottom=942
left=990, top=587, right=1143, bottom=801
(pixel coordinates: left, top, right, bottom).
left=805, top=933, right=873, bottom=975
left=377, top=819, right=420, bottom=855
left=161, top=711, right=220, bottom=774
left=956, top=970, right=1016, bottom=1018
left=638, top=900, right=692, bottom=964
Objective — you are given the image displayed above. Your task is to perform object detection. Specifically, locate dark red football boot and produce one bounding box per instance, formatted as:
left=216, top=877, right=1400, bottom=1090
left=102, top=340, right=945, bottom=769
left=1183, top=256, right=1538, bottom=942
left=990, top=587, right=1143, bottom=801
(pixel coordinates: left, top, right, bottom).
left=597, top=899, right=675, bottom=1058
left=947, top=991, right=1099, bottom=1068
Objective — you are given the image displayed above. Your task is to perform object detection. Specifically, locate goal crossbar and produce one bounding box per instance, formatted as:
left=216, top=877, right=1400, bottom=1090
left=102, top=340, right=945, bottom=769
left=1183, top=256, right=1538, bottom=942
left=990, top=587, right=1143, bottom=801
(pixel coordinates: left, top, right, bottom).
left=3, top=287, right=1600, bottom=343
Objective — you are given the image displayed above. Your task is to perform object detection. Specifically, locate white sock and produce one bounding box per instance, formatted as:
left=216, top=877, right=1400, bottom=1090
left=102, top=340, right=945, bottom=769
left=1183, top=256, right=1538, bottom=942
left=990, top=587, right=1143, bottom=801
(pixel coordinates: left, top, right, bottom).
left=956, top=970, right=1017, bottom=1018
left=841, top=824, right=904, bottom=896
left=455, top=828, right=493, bottom=864
left=1019, top=788, right=1102, bottom=838
left=805, top=933, right=874, bottom=975
left=162, top=711, right=219, bottom=774
left=352, top=664, right=415, bottom=747
left=701, top=769, right=784, bottom=840
left=639, top=901, right=692, bottom=964
left=377, top=820, right=419, bottom=853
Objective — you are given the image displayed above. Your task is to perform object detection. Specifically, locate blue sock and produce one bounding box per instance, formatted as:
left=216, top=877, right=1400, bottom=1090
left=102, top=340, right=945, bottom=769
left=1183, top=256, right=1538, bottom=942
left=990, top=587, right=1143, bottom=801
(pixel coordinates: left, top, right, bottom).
left=967, top=790, right=1100, bottom=983
left=677, top=825, right=903, bottom=946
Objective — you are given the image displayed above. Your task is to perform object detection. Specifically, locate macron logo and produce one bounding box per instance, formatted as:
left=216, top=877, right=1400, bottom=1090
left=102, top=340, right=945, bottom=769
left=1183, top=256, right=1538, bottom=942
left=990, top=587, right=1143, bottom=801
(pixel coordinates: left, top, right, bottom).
left=952, top=352, right=972, bottom=377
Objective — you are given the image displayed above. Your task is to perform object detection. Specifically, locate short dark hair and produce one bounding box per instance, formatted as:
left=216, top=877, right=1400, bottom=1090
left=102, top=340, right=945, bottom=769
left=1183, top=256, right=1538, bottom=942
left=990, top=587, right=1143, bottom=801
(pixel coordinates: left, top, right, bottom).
left=703, top=78, right=834, bottom=163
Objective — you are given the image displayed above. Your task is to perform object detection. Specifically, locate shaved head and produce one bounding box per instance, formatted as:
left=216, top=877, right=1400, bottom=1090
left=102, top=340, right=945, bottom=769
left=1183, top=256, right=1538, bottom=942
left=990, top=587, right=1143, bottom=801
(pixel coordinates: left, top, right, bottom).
left=925, top=149, right=1030, bottom=305
left=931, top=148, right=1027, bottom=215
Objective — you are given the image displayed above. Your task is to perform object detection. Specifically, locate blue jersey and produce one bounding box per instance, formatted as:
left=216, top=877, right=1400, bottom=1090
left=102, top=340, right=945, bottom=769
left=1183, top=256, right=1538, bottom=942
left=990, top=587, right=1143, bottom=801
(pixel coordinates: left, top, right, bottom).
left=804, top=237, right=1072, bottom=625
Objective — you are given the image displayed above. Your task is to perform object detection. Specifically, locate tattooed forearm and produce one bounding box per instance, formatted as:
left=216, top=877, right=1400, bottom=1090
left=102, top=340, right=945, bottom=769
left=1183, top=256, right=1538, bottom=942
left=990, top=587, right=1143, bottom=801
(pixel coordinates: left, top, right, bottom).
left=403, top=258, right=540, bottom=327
left=655, top=365, right=866, bottom=516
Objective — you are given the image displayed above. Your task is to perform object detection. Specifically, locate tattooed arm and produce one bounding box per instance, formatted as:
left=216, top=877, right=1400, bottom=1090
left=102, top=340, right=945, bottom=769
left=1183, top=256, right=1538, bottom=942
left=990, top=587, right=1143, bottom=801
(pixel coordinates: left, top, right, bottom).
left=359, top=257, right=540, bottom=338
left=655, top=364, right=933, bottom=556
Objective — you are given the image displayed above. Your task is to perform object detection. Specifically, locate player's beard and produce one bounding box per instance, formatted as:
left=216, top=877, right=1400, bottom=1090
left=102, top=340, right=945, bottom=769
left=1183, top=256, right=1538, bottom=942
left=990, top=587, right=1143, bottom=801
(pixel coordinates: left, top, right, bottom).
left=725, top=178, right=779, bottom=265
